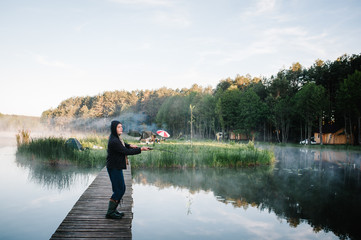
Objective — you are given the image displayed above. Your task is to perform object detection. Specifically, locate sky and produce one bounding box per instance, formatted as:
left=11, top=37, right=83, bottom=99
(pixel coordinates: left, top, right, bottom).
left=1, top=0, right=361, bottom=117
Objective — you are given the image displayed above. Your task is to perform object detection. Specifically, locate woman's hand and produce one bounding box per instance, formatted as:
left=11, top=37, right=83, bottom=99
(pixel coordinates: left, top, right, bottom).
left=130, top=144, right=138, bottom=148
left=141, top=146, right=150, bottom=151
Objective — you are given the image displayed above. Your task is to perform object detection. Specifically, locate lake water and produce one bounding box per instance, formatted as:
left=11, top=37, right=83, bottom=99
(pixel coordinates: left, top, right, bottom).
left=0, top=134, right=101, bottom=240
left=1, top=136, right=360, bottom=240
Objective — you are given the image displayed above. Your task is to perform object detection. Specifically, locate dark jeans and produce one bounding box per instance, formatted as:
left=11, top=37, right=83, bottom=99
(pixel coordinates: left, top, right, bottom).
left=107, top=168, right=126, bottom=201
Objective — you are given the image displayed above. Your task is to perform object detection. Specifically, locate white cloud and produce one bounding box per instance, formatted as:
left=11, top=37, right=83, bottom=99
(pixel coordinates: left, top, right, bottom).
left=34, top=55, right=71, bottom=69
left=108, top=0, right=173, bottom=6
left=153, top=10, right=191, bottom=28
left=74, top=22, right=89, bottom=32
left=264, top=26, right=307, bottom=38
left=138, top=42, right=152, bottom=50
left=256, top=0, right=276, bottom=14
left=262, top=26, right=329, bottom=56
left=242, top=0, right=277, bottom=17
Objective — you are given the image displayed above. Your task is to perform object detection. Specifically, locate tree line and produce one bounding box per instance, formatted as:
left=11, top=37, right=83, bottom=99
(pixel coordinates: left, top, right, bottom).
left=41, top=53, right=361, bottom=145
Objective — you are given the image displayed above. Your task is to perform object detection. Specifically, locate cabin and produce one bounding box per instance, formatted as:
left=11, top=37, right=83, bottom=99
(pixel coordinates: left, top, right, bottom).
left=229, top=131, right=254, bottom=141
left=314, top=126, right=353, bottom=145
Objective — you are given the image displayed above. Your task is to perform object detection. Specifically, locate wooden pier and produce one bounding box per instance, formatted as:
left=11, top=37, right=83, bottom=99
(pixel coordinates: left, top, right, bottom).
left=50, top=167, right=133, bottom=239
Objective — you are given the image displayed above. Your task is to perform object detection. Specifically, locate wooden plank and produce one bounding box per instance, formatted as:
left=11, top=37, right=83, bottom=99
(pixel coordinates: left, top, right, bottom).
left=50, top=166, right=133, bottom=239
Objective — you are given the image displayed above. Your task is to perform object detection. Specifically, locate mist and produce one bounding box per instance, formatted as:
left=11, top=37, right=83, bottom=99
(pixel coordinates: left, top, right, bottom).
left=39, top=112, right=160, bottom=136
left=0, top=112, right=163, bottom=147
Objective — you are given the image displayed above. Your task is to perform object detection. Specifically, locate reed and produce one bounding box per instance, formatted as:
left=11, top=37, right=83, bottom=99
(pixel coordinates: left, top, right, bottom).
left=79, top=135, right=108, bottom=149
left=16, top=137, right=106, bottom=168
left=16, top=136, right=274, bottom=169
left=130, top=141, right=275, bottom=168
left=15, top=129, right=31, bottom=147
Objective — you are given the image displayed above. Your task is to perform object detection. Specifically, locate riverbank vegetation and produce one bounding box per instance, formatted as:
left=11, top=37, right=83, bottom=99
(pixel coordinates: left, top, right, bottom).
left=16, top=136, right=107, bottom=168
left=39, top=53, right=361, bottom=145
left=130, top=141, right=275, bottom=168
left=16, top=136, right=275, bottom=168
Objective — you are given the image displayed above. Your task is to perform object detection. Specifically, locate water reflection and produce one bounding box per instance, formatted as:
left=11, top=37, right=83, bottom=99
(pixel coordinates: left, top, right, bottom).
left=15, top=153, right=103, bottom=190
left=133, top=146, right=361, bottom=240
left=0, top=146, right=101, bottom=240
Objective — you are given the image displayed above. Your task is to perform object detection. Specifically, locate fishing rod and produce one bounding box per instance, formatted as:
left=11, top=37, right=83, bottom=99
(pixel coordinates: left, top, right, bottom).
left=147, top=147, right=177, bottom=154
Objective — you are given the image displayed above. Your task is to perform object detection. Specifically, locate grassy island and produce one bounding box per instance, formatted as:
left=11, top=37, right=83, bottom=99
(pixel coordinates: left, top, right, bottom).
left=16, top=134, right=275, bottom=168
left=130, top=141, right=275, bottom=168
left=16, top=136, right=107, bottom=168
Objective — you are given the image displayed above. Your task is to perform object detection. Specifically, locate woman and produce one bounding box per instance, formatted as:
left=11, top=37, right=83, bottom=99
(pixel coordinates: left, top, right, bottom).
left=106, top=120, right=149, bottom=219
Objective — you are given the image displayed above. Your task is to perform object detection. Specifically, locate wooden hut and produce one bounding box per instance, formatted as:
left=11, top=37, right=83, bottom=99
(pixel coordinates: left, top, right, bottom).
left=229, top=131, right=252, bottom=141
left=314, top=126, right=353, bottom=145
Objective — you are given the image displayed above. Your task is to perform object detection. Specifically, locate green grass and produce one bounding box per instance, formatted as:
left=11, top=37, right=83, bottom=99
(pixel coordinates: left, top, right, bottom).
left=16, top=137, right=275, bottom=169
left=78, top=135, right=108, bottom=149
left=130, top=141, right=275, bottom=168
left=16, top=137, right=107, bottom=168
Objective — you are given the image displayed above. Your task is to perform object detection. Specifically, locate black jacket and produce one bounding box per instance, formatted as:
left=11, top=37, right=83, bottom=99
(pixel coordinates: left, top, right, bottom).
left=106, top=120, right=141, bottom=169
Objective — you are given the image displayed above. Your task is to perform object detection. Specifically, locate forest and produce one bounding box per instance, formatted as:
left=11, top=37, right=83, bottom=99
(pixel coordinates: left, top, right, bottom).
left=40, top=53, right=361, bottom=145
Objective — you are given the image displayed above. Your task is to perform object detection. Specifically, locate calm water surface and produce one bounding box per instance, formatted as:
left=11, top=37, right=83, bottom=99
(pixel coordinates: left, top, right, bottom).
left=131, top=145, right=361, bottom=240
left=0, top=139, right=360, bottom=240
left=0, top=144, right=100, bottom=240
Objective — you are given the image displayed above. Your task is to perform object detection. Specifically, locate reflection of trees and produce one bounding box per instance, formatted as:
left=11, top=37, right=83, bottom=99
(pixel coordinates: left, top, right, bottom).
left=132, top=146, right=361, bottom=240
left=16, top=154, right=102, bottom=190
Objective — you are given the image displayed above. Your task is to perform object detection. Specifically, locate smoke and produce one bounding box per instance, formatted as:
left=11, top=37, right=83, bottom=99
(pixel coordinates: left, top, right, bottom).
left=0, top=112, right=162, bottom=145
left=115, top=112, right=158, bottom=133
left=46, top=112, right=159, bottom=135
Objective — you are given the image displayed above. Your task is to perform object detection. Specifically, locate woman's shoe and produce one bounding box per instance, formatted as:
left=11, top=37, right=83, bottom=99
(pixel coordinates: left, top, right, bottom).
left=106, top=200, right=123, bottom=219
